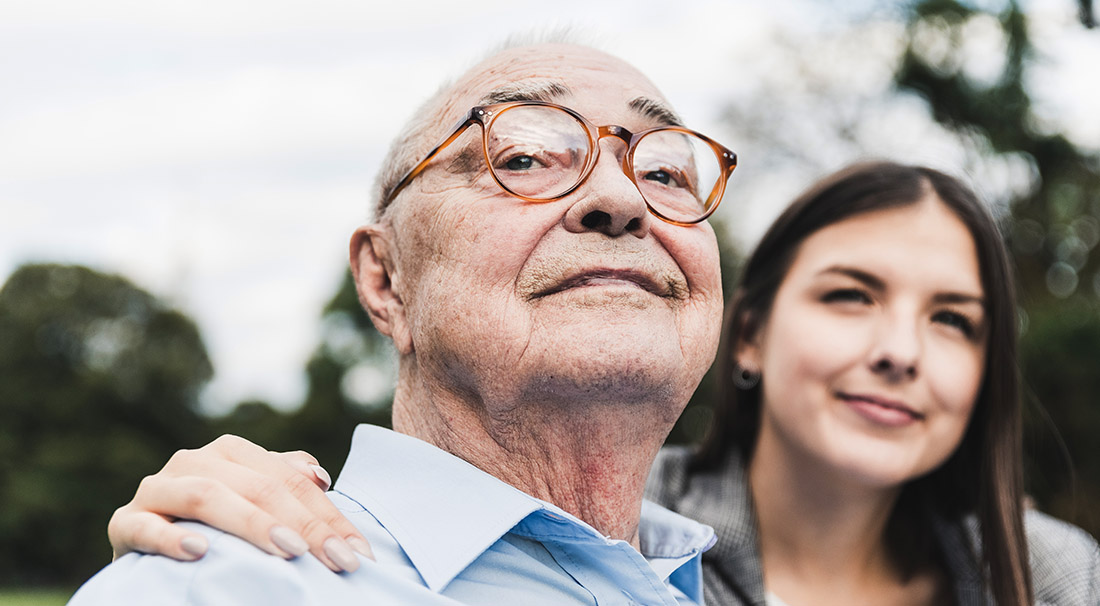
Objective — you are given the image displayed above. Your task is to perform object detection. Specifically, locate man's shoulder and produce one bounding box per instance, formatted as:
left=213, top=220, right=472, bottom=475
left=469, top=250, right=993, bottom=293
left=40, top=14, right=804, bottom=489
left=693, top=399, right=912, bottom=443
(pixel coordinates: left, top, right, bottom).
left=67, top=521, right=460, bottom=606
left=1024, top=509, right=1100, bottom=605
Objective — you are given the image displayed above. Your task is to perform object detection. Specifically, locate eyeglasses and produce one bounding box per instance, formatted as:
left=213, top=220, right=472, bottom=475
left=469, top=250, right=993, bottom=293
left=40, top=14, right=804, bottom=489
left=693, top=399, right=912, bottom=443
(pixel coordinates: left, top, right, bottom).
left=382, top=101, right=738, bottom=226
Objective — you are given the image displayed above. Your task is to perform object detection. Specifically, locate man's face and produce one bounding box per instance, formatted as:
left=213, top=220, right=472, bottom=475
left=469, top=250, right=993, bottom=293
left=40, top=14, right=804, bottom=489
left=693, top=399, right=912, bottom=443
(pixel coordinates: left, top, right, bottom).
left=378, top=44, right=723, bottom=411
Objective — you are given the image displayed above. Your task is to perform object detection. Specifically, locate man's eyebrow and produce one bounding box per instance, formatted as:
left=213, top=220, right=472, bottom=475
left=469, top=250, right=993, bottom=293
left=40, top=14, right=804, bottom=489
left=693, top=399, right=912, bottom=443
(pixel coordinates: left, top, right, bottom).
left=479, top=81, right=572, bottom=105
left=629, top=96, right=683, bottom=127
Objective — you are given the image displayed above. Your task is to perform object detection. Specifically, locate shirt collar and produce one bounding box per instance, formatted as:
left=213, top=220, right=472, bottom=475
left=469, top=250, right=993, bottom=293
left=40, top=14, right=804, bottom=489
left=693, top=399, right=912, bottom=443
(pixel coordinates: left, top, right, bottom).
left=334, top=424, right=714, bottom=595
left=334, top=425, right=545, bottom=592
left=639, top=499, right=717, bottom=578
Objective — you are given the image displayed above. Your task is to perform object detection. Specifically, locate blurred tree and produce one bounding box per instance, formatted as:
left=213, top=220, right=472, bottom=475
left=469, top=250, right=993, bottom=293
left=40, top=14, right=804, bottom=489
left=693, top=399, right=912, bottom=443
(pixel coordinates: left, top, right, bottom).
left=1019, top=304, right=1100, bottom=534
left=214, top=270, right=393, bottom=476
left=1080, top=0, right=1095, bottom=28
left=0, top=264, right=214, bottom=586
left=896, top=0, right=1100, bottom=310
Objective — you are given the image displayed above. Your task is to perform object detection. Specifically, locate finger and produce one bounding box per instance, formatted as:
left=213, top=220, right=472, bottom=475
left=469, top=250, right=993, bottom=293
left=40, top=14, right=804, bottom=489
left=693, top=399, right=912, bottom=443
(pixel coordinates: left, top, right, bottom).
left=218, top=463, right=371, bottom=569
left=195, top=437, right=331, bottom=493
left=200, top=439, right=373, bottom=562
left=268, top=458, right=374, bottom=561
left=276, top=450, right=331, bottom=491
left=108, top=505, right=209, bottom=562
left=156, top=436, right=372, bottom=567
left=275, top=466, right=375, bottom=561
left=130, top=474, right=310, bottom=561
left=145, top=466, right=363, bottom=572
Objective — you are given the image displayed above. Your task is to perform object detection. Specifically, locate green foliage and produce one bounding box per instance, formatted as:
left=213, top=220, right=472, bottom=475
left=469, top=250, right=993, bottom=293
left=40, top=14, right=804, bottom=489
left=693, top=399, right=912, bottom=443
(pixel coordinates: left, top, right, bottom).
left=896, top=0, right=1100, bottom=309
left=0, top=264, right=214, bottom=586
left=1020, top=304, right=1100, bottom=534
left=0, top=588, right=73, bottom=606
left=211, top=270, right=393, bottom=476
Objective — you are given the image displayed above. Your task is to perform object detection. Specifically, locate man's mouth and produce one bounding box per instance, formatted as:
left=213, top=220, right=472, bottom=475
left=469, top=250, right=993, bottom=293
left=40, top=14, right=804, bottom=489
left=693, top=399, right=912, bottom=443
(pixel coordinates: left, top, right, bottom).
left=531, top=269, right=671, bottom=299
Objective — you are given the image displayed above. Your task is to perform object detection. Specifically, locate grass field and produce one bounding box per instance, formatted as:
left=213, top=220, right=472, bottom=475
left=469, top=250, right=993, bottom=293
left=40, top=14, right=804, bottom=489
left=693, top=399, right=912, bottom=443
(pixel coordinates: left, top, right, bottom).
left=0, top=588, right=74, bottom=606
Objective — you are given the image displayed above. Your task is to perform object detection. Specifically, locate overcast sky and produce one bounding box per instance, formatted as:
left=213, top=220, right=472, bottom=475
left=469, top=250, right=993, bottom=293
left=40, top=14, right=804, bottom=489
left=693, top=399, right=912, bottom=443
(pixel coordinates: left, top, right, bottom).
left=2, top=0, right=1096, bottom=414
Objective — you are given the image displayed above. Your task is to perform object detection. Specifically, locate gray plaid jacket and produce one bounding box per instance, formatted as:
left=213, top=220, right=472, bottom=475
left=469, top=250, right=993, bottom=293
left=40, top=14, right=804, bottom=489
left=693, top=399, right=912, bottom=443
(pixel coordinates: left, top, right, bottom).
left=644, top=446, right=1100, bottom=606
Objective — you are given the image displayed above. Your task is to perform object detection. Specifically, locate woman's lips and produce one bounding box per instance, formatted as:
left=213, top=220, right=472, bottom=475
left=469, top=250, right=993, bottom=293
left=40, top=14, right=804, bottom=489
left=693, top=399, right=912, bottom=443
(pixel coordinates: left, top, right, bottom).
left=838, top=392, right=925, bottom=427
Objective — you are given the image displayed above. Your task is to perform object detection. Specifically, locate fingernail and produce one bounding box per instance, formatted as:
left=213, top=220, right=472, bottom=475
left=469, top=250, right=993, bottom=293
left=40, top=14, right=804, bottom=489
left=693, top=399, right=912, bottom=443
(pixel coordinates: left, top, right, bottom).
left=270, top=526, right=308, bottom=558
left=324, top=537, right=360, bottom=572
left=181, top=535, right=208, bottom=559
left=347, top=536, right=375, bottom=561
left=309, top=464, right=332, bottom=491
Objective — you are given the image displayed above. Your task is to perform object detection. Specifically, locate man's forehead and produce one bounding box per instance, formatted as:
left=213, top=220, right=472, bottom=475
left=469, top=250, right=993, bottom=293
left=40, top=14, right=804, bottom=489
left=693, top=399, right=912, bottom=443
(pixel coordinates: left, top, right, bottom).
left=473, top=79, right=683, bottom=128
left=438, top=43, right=677, bottom=123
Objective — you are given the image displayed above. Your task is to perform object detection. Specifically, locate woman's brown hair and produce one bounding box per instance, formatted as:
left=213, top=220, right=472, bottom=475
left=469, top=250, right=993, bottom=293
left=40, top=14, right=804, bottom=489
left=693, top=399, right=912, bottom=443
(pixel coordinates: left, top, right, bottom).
left=695, top=161, right=1032, bottom=605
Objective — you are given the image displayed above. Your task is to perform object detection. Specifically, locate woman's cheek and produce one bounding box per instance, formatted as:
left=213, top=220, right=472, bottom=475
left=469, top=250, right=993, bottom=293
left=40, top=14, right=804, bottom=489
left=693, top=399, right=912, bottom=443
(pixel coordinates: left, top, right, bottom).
left=927, top=340, right=985, bottom=416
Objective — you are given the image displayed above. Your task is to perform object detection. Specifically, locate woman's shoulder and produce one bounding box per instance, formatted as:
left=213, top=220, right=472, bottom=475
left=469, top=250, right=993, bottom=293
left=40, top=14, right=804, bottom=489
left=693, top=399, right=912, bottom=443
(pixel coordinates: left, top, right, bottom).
left=645, top=445, right=695, bottom=507
left=646, top=445, right=754, bottom=523
left=1024, top=509, right=1100, bottom=605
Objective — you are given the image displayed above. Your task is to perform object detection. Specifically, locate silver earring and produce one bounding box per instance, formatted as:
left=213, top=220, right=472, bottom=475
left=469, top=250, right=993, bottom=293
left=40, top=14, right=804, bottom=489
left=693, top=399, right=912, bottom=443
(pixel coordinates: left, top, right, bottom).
left=732, top=364, right=760, bottom=390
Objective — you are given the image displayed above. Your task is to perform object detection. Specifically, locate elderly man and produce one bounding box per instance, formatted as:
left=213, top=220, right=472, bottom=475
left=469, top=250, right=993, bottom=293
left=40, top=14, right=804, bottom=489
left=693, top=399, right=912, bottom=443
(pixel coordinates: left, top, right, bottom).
left=70, top=40, right=735, bottom=605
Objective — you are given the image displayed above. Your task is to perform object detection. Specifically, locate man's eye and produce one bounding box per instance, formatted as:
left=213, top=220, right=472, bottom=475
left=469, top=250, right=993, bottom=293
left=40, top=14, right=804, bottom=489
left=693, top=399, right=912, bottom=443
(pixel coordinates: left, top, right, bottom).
left=821, top=289, right=871, bottom=304
left=644, top=170, right=672, bottom=185
left=504, top=155, right=539, bottom=171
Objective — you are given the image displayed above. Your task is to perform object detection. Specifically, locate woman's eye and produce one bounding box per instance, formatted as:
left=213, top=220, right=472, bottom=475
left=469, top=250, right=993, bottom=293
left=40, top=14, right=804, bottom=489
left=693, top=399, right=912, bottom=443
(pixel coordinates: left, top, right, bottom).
left=933, top=311, right=975, bottom=337
left=821, top=289, right=871, bottom=304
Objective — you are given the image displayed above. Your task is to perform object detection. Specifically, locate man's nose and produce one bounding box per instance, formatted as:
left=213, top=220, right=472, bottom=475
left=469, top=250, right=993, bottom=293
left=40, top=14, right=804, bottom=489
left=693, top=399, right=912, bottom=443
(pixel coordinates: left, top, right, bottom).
left=561, top=140, right=651, bottom=238
left=867, top=310, right=921, bottom=382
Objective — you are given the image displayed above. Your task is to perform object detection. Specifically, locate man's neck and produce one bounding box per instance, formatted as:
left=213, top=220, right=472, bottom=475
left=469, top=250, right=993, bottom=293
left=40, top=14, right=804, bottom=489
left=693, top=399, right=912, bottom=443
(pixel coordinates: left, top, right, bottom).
left=390, top=371, right=680, bottom=549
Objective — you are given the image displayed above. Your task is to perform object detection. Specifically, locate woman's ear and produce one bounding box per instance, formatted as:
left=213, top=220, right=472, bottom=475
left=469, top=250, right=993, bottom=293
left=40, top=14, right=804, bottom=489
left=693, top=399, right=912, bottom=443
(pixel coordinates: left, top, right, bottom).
left=734, top=310, right=762, bottom=371
left=349, top=224, right=413, bottom=355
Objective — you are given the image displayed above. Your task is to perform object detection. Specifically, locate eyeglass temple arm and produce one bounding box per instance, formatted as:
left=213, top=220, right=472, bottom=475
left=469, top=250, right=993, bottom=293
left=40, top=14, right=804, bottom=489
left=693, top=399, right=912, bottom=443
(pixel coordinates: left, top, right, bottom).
left=382, top=110, right=479, bottom=205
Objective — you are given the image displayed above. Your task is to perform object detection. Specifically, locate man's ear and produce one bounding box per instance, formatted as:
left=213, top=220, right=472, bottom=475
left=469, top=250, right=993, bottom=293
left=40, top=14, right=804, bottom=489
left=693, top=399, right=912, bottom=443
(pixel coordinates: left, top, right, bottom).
left=350, top=224, right=413, bottom=355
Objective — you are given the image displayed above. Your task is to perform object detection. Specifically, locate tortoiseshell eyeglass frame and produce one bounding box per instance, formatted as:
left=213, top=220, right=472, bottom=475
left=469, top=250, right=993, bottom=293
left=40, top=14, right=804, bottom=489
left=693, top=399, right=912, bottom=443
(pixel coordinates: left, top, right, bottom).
left=380, top=100, right=738, bottom=226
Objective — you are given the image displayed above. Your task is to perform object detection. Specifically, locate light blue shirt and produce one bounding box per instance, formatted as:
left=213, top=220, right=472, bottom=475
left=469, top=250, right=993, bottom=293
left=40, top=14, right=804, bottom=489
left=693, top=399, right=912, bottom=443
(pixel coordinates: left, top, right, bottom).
left=70, top=424, right=715, bottom=605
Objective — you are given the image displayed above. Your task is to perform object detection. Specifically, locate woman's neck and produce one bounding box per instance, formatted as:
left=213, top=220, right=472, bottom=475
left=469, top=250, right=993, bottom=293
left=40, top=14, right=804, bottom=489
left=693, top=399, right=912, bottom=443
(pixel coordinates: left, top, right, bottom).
left=747, top=428, right=943, bottom=605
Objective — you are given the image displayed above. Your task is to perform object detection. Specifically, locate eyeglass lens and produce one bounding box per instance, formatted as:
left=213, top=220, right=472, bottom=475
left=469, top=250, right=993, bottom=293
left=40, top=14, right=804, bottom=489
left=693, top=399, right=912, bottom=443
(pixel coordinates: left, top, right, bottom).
left=485, top=105, right=722, bottom=224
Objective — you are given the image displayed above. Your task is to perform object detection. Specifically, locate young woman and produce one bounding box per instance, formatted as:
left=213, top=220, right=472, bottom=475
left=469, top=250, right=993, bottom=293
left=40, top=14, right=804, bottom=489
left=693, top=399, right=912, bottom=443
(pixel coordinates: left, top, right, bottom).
left=105, top=162, right=1099, bottom=604
left=643, top=162, right=1097, bottom=605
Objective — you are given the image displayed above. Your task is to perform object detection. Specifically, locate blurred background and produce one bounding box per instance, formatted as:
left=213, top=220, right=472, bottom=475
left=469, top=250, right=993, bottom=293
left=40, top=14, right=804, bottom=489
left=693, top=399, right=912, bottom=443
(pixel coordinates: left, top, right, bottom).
left=1, top=0, right=1098, bottom=601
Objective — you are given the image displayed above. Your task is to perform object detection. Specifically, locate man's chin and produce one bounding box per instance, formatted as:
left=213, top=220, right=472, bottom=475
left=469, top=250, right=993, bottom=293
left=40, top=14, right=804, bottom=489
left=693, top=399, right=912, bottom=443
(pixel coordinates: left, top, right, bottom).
left=517, top=340, right=689, bottom=403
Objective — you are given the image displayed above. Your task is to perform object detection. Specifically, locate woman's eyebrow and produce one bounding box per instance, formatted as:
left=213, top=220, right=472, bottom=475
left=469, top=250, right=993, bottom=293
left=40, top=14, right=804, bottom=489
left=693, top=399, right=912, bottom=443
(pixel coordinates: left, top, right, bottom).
left=819, top=266, right=986, bottom=306
left=817, top=266, right=885, bottom=291
left=932, top=292, right=986, bottom=306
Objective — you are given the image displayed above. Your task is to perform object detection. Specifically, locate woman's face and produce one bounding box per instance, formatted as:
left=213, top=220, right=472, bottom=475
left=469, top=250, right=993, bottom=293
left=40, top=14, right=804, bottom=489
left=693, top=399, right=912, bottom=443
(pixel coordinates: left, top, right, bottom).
left=742, top=197, right=988, bottom=488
